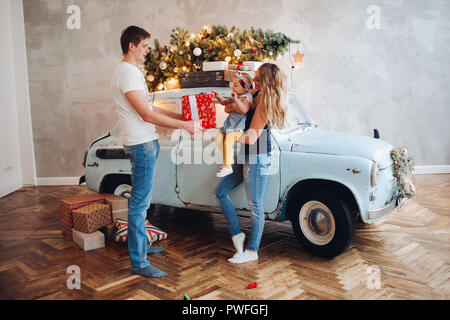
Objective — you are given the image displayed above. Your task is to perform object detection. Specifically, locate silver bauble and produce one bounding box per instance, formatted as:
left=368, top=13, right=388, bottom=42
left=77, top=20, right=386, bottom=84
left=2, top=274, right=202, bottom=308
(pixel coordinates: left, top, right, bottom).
left=159, top=61, right=167, bottom=70
left=193, top=47, right=202, bottom=56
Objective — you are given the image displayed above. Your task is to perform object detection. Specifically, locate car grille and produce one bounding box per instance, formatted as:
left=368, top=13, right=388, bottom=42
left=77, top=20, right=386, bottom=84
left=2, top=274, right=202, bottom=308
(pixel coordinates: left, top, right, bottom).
left=96, top=148, right=129, bottom=159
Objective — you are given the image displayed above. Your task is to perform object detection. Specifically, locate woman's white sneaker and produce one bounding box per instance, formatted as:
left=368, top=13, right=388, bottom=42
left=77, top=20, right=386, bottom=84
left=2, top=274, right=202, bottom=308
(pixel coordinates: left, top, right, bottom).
left=228, top=250, right=258, bottom=264
left=231, top=233, right=245, bottom=258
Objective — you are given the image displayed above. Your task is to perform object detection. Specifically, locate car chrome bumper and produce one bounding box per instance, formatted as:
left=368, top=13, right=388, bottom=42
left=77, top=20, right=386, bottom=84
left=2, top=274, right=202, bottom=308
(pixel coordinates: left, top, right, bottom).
left=368, top=198, right=399, bottom=220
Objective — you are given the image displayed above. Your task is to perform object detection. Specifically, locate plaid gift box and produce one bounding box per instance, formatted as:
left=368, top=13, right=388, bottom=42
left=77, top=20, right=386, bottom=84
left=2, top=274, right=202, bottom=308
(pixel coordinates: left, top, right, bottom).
left=114, top=219, right=168, bottom=245
left=182, top=93, right=216, bottom=129
left=60, top=194, right=106, bottom=239
left=72, top=203, right=112, bottom=234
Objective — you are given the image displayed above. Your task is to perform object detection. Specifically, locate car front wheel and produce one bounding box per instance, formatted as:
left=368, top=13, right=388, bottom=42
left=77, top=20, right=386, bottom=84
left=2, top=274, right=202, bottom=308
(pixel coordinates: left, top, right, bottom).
left=289, top=188, right=355, bottom=258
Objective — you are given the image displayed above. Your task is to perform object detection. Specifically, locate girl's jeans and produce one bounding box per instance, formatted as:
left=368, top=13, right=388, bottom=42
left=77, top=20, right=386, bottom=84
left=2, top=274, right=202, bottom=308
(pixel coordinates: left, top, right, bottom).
left=123, top=140, right=160, bottom=270
left=214, top=153, right=272, bottom=251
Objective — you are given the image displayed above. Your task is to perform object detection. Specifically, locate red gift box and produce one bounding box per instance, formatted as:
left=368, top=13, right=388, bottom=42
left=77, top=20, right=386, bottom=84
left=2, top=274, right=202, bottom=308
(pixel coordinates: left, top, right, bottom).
left=60, top=194, right=106, bottom=239
left=182, top=94, right=216, bottom=129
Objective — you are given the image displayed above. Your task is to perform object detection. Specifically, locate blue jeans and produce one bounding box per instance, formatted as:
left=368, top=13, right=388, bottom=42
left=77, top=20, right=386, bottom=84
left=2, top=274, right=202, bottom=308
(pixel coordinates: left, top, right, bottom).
left=123, top=140, right=160, bottom=269
left=214, top=153, right=272, bottom=251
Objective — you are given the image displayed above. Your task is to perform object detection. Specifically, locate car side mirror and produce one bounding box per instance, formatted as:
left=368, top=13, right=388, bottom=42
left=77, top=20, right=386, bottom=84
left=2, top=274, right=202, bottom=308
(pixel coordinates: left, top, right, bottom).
left=374, top=129, right=380, bottom=139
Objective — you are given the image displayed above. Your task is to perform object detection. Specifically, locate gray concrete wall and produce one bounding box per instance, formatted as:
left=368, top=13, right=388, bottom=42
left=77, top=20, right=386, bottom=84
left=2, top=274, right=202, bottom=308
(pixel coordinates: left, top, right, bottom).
left=23, top=0, right=450, bottom=178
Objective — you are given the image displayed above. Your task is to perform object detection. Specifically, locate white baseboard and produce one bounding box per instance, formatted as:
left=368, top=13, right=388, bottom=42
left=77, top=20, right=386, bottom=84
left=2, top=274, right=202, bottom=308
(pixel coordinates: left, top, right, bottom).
left=36, top=177, right=81, bottom=186
left=0, top=181, right=23, bottom=198
left=413, top=165, right=450, bottom=175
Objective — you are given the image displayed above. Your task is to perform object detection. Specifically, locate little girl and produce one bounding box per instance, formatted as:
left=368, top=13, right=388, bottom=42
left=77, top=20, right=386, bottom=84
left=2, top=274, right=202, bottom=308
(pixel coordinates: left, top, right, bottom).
left=212, top=73, right=253, bottom=177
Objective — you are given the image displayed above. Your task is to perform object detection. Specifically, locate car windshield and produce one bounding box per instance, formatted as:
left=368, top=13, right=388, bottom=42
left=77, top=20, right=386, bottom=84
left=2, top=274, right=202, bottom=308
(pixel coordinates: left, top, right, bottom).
left=277, top=91, right=316, bottom=134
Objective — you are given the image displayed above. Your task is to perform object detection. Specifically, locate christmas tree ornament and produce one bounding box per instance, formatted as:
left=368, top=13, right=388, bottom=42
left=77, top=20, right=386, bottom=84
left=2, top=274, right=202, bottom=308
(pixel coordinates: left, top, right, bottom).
left=269, top=51, right=273, bottom=56
left=147, top=74, right=155, bottom=82
left=193, top=47, right=202, bottom=56
left=159, top=61, right=167, bottom=70
left=208, top=46, right=213, bottom=51
left=252, top=49, right=257, bottom=54
left=225, top=56, right=231, bottom=62
left=292, top=49, right=304, bottom=63
left=234, top=49, right=242, bottom=57
left=179, top=50, right=184, bottom=55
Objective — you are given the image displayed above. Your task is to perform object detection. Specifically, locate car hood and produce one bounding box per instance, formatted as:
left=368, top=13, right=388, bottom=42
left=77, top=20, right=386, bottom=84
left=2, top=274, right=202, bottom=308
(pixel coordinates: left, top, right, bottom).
left=290, top=129, right=394, bottom=169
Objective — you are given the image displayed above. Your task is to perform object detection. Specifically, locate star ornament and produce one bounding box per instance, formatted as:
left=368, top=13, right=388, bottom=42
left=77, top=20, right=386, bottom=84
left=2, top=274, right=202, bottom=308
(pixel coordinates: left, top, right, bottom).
left=292, top=49, right=304, bottom=63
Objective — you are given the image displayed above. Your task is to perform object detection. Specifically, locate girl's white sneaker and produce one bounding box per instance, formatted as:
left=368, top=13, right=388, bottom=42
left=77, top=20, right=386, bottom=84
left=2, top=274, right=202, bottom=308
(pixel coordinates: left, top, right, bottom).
left=216, top=166, right=233, bottom=177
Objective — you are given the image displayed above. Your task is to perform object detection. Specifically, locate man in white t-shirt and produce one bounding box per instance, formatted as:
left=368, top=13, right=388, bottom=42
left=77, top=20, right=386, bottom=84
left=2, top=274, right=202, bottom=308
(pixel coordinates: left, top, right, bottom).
left=111, top=26, right=202, bottom=278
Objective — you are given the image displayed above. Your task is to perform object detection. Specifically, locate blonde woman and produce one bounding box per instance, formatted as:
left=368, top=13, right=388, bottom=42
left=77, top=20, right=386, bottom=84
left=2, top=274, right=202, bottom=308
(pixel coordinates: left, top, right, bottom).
left=214, top=63, right=288, bottom=263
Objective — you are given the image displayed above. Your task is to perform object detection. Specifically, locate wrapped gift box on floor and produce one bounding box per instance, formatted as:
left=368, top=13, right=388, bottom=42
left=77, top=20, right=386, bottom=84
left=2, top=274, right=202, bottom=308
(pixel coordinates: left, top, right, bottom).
left=99, top=223, right=116, bottom=241
left=101, top=193, right=122, bottom=201
left=60, top=194, right=106, bottom=239
left=182, top=93, right=216, bottom=129
left=72, top=203, right=112, bottom=234
left=72, top=229, right=105, bottom=251
left=105, top=196, right=128, bottom=221
left=114, top=219, right=168, bottom=245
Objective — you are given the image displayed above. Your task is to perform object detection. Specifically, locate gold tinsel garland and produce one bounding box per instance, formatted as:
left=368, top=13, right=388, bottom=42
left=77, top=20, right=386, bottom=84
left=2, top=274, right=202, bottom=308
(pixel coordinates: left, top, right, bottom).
left=144, top=25, right=300, bottom=92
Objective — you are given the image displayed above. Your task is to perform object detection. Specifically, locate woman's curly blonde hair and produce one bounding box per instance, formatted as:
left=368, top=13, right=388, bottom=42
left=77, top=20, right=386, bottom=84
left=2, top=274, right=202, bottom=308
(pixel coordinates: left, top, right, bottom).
left=257, top=63, right=288, bottom=130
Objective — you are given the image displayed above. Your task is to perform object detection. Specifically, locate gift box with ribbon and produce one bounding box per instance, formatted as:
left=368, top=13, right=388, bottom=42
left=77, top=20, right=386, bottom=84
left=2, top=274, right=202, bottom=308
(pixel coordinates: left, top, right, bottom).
left=182, top=93, right=216, bottom=129
left=114, top=219, right=168, bottom=245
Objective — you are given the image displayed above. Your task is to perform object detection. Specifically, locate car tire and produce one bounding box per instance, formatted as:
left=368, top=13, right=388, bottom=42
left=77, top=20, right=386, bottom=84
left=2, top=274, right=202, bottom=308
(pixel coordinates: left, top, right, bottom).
left=101, top=174, right=155, bottom=219
left=289, top=188, right=355, bottom=258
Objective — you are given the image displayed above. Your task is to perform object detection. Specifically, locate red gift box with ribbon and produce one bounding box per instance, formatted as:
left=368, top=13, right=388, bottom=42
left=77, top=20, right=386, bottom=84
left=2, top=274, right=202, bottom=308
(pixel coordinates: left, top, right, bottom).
left=181, top=93, right=216, bottom=129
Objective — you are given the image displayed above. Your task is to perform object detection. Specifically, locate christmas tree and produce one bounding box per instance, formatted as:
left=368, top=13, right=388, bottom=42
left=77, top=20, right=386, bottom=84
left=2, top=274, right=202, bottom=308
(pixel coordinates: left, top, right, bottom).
left=144, top=25, right=299, bottom=91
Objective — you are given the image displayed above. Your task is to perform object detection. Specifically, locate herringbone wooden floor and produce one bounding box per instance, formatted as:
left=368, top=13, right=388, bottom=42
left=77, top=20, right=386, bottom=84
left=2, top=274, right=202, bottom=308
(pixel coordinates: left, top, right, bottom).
left=0, top=175, right=448, bottom=300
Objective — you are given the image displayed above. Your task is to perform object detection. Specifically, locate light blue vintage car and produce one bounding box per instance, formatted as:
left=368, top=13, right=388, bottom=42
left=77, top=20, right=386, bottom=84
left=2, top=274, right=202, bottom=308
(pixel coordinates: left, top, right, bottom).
left=80, top=87, right=406, bottom=258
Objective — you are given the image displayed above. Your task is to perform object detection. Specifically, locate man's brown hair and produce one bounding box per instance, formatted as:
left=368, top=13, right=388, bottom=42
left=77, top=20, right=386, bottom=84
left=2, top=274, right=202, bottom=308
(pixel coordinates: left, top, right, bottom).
left=120, top=25, right=151, bottom=55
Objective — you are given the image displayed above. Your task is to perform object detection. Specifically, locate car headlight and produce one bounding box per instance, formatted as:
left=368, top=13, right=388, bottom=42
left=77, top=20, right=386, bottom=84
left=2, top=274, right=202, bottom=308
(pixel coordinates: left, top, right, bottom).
left=370, top=162, right=380, bottom=187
